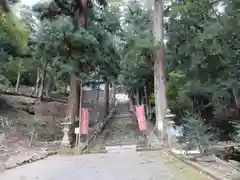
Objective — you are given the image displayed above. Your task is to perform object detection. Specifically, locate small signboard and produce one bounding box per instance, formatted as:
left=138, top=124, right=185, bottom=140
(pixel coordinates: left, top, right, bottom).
left=75, top=127, right=80, bottom=134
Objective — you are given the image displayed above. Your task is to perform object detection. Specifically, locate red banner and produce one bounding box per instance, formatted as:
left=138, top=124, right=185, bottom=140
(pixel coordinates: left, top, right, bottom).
left=81, top=108, right=89, bottom=135
left=136, top=105, right=147, bottom=131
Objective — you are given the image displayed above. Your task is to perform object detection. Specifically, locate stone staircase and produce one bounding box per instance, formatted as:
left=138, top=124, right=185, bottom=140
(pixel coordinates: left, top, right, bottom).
left=86, top=102, right=162, bottom=154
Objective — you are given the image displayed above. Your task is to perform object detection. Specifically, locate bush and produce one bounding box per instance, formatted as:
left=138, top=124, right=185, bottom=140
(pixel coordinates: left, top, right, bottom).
left=179, top=112, right=218, bottom=155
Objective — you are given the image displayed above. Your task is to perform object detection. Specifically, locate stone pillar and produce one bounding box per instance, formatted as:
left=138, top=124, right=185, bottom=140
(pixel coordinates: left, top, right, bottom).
left=61, top=118, right=71, bottom=148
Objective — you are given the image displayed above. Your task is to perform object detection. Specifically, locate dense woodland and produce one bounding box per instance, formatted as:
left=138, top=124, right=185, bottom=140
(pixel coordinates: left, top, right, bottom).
left=0, top=0, right=240, bottom=154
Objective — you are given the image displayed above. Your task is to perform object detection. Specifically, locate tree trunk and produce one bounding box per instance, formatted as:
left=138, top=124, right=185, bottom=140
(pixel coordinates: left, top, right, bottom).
left=232, top=88, right=240, bottom=115
left=153, top=0, right=167, bottom=138
left=136, top=89, right=140, bottom=105
left=96, top=83, right=100, bottom=105
left=35, top=68, right=41, bottom=96
left=68, top=74, right=78, bottom=122
left=149, top=94, right=152, bottom=116
left=75, top=81, right=81, bottom=118
left=112, top=82, right=116, bottom=108
left=45, top=74, right=52, bottom=97
left=104, top=79, right=109, bottom=117
left=67, top=0, right=88, bottom=122
left=78, top=81, right=83, bottom=148
left=64, top=83, right=68, bottom=94
left=141, top=91, right=144, bottom=105
left=144, top=85, right=149, bottom=116
left=15, top=71, right=21, bottom=93
left=38, top=59, right=47, bottom=100
left=15, top=58, right=23, bottom=92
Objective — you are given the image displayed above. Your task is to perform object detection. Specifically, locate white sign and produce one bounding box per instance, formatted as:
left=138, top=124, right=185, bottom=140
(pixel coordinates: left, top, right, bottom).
left=75, top=128, right=80, bottom=134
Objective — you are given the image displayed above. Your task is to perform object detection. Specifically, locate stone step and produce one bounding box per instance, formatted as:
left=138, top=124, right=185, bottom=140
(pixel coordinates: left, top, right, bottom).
left=112, top=114, right=132, bottom=118
left=88, top=145, right=163, bottom=154
left=105, top=144, right=137, bottom=153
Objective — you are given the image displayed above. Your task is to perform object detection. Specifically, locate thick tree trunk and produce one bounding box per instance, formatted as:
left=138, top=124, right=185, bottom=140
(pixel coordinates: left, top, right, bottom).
left=38, top=59, right=47, bottom=100
left=153, top=0, right=167, bottom=138
left=104, top=79, right=110, bottom=117
left=75, top=82, right=80, bottom=118
left=68, top=74, right=78, bottom=122
left=67, top=0, right=88, bottom=122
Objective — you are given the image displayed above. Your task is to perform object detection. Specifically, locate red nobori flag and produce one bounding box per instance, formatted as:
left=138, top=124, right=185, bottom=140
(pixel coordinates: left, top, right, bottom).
left=136, top=105, right=147, bottom=132
left=81, top=108, right=89, bottom=135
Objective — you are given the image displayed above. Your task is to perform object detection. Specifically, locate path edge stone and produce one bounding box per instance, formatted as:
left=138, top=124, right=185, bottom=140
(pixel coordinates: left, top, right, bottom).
left=2, top=151, right=58, bottom=172
left=167, top=151, right=230, bottom=180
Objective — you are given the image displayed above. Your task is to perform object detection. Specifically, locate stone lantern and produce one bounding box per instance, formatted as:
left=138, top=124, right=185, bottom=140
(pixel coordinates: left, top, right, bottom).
left=61, top=117, right=71, bottom=148
left=164, top=109, right=176, bottom=150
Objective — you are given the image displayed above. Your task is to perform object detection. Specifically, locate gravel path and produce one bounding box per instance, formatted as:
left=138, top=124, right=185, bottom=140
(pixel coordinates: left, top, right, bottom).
left=0, top=102, right=212, bottom=180
left=0, top=151, right=212, bottom=180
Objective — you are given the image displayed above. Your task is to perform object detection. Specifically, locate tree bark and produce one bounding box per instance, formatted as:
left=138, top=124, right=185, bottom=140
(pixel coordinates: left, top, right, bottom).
left=15, top=71, right=21, bottom=93
left=112, top=82, right=116, bottom=108
left=153, top=0, right=167, bottom=137
left=104, top=79, right=110, bottom=117
left=38, top=59, right=47, bottom=101
left=136, top=89, right=140, bottom=105
left=75, top=81, right=81, bottom=118
left=64, top=83, right=68, bottom=94
left=30, top=68, right=41, bottom=96
left=45, top=74, right=52, bottom=97
left=144, top=85, right=149, bottom=116
left=15, top=58, right=23, bottom=93
left=67, top=0, right=88, bottom=122
left=96, top=83, right=100, bottom=105
left=232, top=88, right=240, bottom=115
left=68, top=74, right=78, bottom=122
left=35, top=68, right=41, bottom=95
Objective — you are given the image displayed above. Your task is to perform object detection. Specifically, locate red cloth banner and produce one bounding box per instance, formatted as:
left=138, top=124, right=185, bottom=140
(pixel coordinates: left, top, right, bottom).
left=136, top=105, right=147, bottom=132
left=81, top=108, right=89, bottom=135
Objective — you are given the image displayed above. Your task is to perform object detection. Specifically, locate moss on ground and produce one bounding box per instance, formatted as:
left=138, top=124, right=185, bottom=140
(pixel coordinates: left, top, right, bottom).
left=161, top=152, right=214, bottom=180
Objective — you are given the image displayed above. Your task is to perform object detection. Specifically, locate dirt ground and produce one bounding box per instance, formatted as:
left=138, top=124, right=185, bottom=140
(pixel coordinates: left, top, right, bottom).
left=0, top=87, right=108, bottom=171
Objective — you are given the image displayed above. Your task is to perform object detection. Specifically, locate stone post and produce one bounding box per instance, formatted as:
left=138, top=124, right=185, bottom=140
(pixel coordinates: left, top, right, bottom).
left=164, top=109, right=176, bottom=150
left=61, top=117, right=71, bottom=148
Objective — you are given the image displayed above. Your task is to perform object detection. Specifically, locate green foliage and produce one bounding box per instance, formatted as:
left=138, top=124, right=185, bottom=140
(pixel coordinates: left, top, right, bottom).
left=121, top=0, right=155, bottom=94
left=180, top=112, right=217, bottom=154
left=0, top=9, right=28, bottom=54
left=166, top=0, right=240, bottom=120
